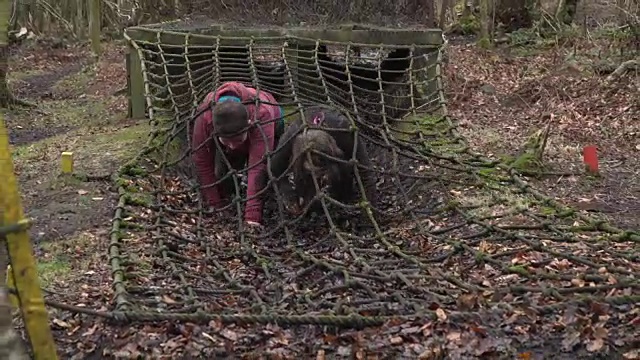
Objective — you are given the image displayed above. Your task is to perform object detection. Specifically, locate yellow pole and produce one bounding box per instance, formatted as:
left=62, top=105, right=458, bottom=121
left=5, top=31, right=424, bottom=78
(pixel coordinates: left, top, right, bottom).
left=0, top=114, right=59, bottom=358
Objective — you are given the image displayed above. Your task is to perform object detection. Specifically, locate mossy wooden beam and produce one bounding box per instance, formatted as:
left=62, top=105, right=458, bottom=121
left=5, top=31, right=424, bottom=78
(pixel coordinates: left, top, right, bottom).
left=127, top=44, right=146, bottom=119
left=124, top=25, right=443, bottom=47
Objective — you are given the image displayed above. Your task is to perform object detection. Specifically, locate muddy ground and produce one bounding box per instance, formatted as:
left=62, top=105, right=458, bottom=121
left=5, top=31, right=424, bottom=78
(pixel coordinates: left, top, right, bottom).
left=7, top=40, right=140, bottom=246
left=3, top=33, right=639, bottom=359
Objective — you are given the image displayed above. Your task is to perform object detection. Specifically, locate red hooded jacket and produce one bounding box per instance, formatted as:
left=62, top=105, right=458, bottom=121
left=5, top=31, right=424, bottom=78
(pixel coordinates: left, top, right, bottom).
left=191, top=82, right=280, bottom=224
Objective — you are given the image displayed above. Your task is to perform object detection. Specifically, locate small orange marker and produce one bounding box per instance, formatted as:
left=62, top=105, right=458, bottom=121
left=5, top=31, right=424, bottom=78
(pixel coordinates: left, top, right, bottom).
left=583, top=145, right=599, bottom=173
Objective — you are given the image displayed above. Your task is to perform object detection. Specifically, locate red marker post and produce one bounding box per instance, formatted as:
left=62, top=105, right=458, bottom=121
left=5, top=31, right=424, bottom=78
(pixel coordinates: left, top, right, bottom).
left=583, top=145, right=599, bottom=173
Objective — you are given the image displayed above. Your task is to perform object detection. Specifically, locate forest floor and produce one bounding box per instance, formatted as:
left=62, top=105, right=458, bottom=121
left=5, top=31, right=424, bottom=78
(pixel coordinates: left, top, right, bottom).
left=4, top=30, right=639, bottom=359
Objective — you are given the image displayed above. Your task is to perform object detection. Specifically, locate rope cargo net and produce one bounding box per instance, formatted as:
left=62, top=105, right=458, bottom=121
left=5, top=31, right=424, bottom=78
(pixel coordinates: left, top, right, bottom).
left=111, top=32, right=640, bottom=330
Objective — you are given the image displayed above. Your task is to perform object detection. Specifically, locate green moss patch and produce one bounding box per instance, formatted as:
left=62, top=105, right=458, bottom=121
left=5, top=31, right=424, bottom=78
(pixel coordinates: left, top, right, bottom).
left=37, top=259, right=72, bottom=287
left=36, top=232, right=99, bottom=286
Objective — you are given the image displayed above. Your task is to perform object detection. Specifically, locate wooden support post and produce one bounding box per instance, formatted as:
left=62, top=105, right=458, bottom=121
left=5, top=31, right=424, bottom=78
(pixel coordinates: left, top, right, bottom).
left=424, top=48, right=440, bottom=104
left=0, top=113, right=59, bottom=359
left=88, top=0, right=101, bottom=57
left=127, top=44, right=146, bottom=119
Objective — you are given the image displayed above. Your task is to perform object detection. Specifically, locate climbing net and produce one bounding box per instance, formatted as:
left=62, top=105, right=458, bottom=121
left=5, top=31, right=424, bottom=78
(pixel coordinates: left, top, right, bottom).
left=112, top=31, right=640, bottom=333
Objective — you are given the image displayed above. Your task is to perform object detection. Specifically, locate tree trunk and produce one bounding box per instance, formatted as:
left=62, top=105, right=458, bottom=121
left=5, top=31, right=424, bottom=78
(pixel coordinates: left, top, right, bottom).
left=0, top=0, right=34, bottom=108
left=555, top=0, right=579, bottom=24
left=425, top=0, right=436, bottom=27
left=495, top=0, right=535, bottom=31
left=439, top=0, right=450, bottom=29
left=478, top=0, right=491, bottom=47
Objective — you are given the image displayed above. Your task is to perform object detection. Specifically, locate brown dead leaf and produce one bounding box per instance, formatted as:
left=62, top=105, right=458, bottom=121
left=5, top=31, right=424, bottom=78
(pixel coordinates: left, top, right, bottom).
left=562, top=307, right=577, bottom=326
left=518, top=352, right=532, bottom=360
left=456, top=293, right=478, bottom=310
left=323, top=334, right=338, bottom=343
left=571, top=278, right=585, bottom=287
left=220, top=328, right=238, bottom=341
left=586, top=338, right=604, bottom=352
left=400, top=326, right=422, bottom=335
left=436, top=308, right=447, bottom=322
left=590, top=302, right=610, bottom=316
left=623, top=350, right=640, bottom=359
left=390, top=336, right=403, bottom=345
left=479, top=240, right=490, bottom=252
left=561, top=331, right=581, bottom=351
left=208, top=320, right=223, bottom=331
left=420, top=322, right=433, bottom=337
left=162, top=295, right=177, bottom=304
left=470, top=325, right=487, bottom=337
left=446, top=332, right=461, bottom=342
left=52, top=318, right=71, bottom=328
left=593, top=326, right=608, bottom=339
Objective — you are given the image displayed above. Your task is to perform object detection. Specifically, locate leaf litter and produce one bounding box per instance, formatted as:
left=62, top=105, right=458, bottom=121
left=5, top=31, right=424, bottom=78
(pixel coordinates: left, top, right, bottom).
left=8, top=35, right=639, bottom=359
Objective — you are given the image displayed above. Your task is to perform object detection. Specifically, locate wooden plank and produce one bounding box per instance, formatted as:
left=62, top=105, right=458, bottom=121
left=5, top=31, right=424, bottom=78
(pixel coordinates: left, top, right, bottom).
left=127, top=45, right=146, bottom=119
left=125, top=26, right=443, bottom=47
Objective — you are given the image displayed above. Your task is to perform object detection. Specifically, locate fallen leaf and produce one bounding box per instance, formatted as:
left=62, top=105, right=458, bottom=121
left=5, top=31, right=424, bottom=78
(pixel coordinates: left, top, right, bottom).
left=593, top=326, right=608, bottom=339
left=436, top=308, right=447, bottom=322
left=400, top=326, right=422, bottom=335
left=586, top=338, right=604, bottom=352
left=77, top=190, right=89, bottom=195
left=337, top=346, right=351, bottom=356
left=571, top=278, right=585, bottom=287
left=81, top=324, right=98, bottom=337
left=561, top=331, right=581, bottom=351
left=518, top=352, right=532, bottom=360
left=52, top=318, right=71, bottom=328
left=390, top=336, right=403, bottom=345
left=623, top=350, right=640, bottom=359
left=456, top=294, right=477, bottom=310
left=316, top=349, right=325, bottom=360
left=162, top=295, right=177, bottom=304
left=446, top=332, right=461, bottom=342
left=220, top=328, right=238, bottom=341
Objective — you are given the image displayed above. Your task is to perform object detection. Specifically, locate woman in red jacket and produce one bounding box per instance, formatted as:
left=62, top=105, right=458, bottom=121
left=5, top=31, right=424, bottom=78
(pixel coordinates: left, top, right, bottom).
left=191, top=82, right=284, bottom=227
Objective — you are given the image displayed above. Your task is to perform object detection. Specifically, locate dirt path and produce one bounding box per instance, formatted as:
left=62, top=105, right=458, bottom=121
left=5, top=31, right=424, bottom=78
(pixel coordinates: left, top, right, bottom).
left=7, top=41, right=137, bottom=244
